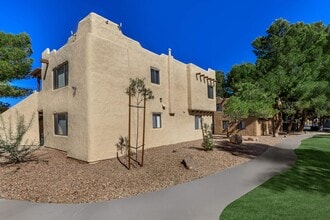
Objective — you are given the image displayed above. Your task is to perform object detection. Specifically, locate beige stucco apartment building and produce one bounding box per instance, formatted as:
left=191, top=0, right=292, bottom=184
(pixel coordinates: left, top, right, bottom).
left=1, top=13, right=216, bottom=162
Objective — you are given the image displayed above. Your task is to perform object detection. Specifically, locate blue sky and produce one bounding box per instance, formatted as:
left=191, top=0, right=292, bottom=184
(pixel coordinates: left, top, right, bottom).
left=1, top=0, right=330, bottom=106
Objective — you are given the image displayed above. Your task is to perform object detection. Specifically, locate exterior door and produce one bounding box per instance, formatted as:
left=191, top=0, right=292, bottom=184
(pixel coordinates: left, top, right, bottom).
left=38, top=111, right=44, bottom=145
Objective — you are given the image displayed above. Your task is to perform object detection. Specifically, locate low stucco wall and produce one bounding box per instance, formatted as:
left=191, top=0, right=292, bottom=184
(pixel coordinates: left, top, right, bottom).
left=0, top=93, right=39, bottom=145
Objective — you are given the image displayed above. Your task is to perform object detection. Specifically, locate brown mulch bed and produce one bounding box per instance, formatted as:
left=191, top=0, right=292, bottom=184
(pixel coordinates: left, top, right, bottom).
left=0, top=135, right=282, bottom=204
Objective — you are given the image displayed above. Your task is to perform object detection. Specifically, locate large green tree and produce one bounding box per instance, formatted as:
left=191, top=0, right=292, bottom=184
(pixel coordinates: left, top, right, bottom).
left=0, top=32, right=33, bottom=112
left=225, top=19, right=330, bottom=136
left=215, top=70, right=227, bottom=98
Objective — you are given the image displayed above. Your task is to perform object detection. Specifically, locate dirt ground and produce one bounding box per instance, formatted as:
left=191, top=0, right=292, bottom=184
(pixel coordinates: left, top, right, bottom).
left=0, top=135, right=283, bottom=203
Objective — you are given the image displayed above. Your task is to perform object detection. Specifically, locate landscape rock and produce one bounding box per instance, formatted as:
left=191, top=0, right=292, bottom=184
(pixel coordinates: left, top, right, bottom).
left=230, top=134, right=243, bottom=144
left=181, top=154, right=194, bottom=170
left=243, top=136, right=259, bottom=141
left=0, top=136, right=282, bottom=203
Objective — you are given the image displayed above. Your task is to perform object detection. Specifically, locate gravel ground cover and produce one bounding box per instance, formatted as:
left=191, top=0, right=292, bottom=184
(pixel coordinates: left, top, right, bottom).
left=0, top=135, right=282, bottom=203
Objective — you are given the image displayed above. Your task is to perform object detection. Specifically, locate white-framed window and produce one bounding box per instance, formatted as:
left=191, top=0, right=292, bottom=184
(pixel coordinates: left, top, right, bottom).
left=151, top=68, right=160, bottom=84
left=152, top=113, right=161, bottom=128
left=195, top=115, right=202, bottom=130
left=53, top=62, right=68, bottom=89
left=54, top=113, right=68, bottom=136
left=237, top=120, right=246, bottom=129
left=208, top=85, right=214, bottom=99
left=223, top=120, right=229, bottom=129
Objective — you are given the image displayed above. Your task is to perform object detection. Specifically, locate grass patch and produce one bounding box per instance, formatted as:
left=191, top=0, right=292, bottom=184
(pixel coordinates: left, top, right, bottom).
left=220, top=135, right=330, bottom=220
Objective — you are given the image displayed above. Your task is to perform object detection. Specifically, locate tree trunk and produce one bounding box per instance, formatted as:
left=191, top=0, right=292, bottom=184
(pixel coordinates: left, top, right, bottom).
left=261, top=120, right=270, bottom=136
left=272, top=112, right=282, bottom=137
left=287, top=114, right=295, bottom=134
left=298, top=110, right=307, bottom=132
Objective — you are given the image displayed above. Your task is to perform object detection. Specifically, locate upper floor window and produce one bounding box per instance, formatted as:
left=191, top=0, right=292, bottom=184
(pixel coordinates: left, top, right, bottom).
left=195, top=116, right=202, bottom=130
left=151, top=68, right=160, bottom=84
left=54, top=112, right=68, bottom=136
left=216, top=103, right=222, bottom=111
left=208, top=85, right=214, bottom=99
left=152, top=113, right=162, bottom=128
left=54, top=62, right=68, bottom=89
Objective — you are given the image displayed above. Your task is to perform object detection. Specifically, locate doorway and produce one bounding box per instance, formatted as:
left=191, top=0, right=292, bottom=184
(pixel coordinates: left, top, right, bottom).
left=38, top=111, right=44, bottom=145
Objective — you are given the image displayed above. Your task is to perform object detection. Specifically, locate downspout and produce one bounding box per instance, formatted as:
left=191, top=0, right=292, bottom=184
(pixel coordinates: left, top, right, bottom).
left=167, top=48, right=174, bottom=115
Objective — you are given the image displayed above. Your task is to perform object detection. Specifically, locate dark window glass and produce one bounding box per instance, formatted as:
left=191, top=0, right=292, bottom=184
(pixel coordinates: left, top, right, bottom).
left=237, top=120, right=246, bottom=129
left=151, top=68, right=160, bottom=84
left=54, top=113, right=68, bottom=135
left=208, top=85, right=214, bottom=99
left=216, top=103, right=222, bottom=111
left=223, top=120, right=229, bottom=129
left=54, top=62, right=68, bottom=89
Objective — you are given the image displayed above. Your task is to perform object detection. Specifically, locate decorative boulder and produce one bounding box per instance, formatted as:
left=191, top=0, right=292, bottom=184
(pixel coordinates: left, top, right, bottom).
left=230, top=134, right=243, bottom=144
left=181, top=154, right=194, bottom=170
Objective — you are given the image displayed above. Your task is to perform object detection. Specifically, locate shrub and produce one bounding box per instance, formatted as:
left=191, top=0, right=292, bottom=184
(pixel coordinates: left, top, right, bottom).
left=0, top=112, right=40, bottom=164
left=202, top=123, right=214, bottom=151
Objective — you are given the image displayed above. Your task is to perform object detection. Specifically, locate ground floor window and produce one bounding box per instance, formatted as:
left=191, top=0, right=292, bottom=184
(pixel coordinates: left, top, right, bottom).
left=237, top=120, right=246, bottom=129
left=222, top=120, right=229, bottom=129
left=54, top=112, right=68, bottom=135
left=152, top=113, right=161, bottom=128
left=195, top=115, right=202, bottom=129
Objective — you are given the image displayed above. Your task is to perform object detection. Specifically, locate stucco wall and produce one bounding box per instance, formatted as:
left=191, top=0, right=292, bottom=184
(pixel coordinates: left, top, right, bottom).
left=187, top=64, right=216, bottom=111
left=14, top=12, right=215, bottom=162
left=39, top=25, right=90, bottom=161
left=0, top=93, right=39, bottom=145
left=85, top=13, right=214, bottom=161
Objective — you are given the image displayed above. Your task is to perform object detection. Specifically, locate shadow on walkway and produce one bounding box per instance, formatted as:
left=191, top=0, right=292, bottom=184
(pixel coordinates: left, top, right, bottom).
left=214, top=140, right=269, bottom=159
left=257, top=147, right=330, bottom=195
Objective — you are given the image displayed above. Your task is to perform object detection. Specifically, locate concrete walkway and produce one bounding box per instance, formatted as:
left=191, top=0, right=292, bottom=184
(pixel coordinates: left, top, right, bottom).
left=0, top=134, right=313, bottom=220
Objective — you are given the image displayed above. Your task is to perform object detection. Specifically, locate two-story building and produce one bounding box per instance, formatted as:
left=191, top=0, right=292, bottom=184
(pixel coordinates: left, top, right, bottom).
left=1, top=13, right=216, bottom=162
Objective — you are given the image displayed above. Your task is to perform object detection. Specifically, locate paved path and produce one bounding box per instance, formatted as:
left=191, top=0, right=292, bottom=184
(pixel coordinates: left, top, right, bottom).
left=0, top=134, right=313, bottom=220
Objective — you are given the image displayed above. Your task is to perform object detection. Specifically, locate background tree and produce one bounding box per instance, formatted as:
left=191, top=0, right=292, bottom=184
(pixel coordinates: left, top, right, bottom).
left=226, top=63, right=258, bottom=94
left=224, top=63, right=276, bottom=130
left=224, top=19, right=330, bottom=136
left=253, top=19, right=329, bottom=133
left=215, top=70, right=227, bottom=98
left=0, top=32, right=33, bottom=112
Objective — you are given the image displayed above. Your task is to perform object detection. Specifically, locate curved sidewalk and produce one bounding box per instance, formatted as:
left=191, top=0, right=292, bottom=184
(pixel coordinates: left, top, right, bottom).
left=0, top=134, right=313, bottom=220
